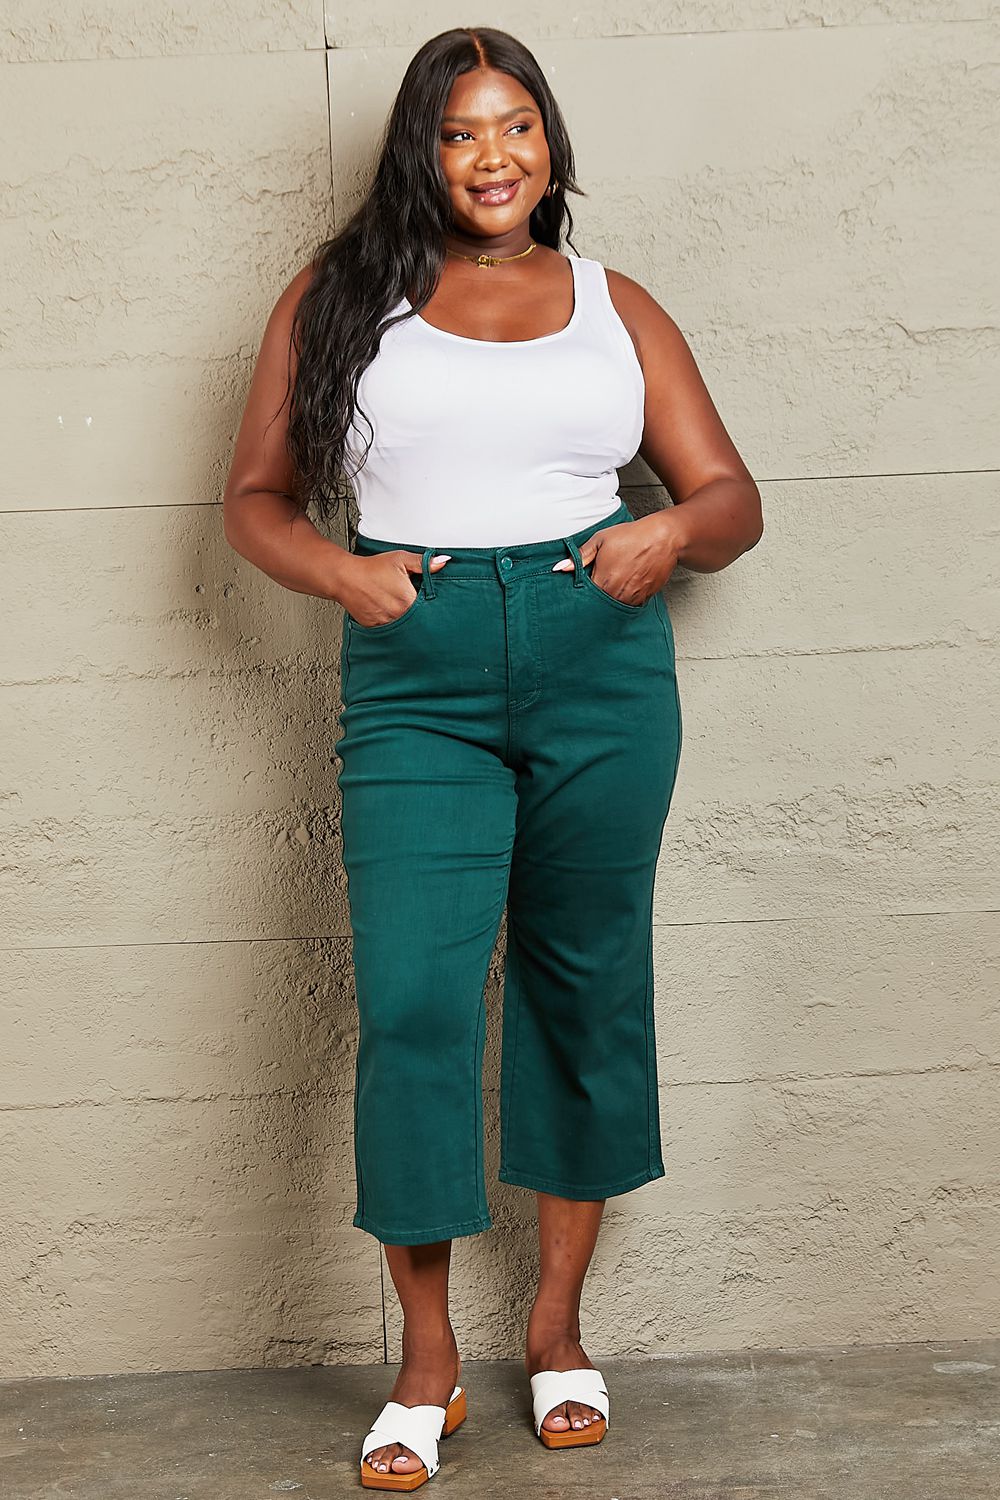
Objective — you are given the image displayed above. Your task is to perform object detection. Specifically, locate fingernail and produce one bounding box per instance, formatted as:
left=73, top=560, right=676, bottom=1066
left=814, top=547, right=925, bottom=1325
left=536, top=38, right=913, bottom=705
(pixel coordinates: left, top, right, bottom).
left=431, top=554, right=452, bottom=564
left=551, top=559, right=574, bottom=571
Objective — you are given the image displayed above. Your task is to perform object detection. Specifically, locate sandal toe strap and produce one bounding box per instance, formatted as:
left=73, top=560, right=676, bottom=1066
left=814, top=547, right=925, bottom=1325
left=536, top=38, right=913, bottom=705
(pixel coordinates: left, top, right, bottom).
left=360, top=1396, right=453, bottom=1478
left=529, top=1367, right=611, bottom=1434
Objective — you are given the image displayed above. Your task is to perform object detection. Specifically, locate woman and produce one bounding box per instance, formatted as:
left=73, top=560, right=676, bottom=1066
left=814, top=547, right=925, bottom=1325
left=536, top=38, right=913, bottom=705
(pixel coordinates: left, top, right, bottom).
left=224, top=25, right=762, bottom=1491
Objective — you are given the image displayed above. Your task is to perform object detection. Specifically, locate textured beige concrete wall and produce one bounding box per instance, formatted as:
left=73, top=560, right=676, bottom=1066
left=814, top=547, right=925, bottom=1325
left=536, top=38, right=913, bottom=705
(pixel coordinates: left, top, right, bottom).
left=1, top=5, right=997, bottom=1379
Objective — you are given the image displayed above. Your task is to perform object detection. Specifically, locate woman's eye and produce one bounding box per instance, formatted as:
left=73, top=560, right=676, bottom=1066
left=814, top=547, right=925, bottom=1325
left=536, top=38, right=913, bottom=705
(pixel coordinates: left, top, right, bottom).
left=443, top=123, right=530, bottom=143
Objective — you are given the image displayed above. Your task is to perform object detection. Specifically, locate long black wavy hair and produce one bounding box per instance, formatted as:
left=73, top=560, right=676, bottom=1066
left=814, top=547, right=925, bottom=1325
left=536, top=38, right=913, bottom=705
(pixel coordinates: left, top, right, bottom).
left=284, top=26, right=584, bottom=533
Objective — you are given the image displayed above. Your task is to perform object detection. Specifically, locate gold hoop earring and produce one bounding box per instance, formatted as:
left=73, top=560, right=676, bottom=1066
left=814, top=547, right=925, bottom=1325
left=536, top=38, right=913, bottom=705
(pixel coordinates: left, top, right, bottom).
left=545, top=179, right=559, bottom=197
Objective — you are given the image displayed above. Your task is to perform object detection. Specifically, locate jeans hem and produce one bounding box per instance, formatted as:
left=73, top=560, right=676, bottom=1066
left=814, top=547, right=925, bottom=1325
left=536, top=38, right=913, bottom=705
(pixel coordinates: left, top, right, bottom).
left=353, top=1211, right=493, bottom=1246
left=497, top=1162, right=666, bottom=1199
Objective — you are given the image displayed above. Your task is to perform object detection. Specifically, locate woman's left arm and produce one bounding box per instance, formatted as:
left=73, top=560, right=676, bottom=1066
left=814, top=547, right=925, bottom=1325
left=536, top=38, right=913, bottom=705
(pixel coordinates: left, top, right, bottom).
left=608, top=269, right=764, bottom=574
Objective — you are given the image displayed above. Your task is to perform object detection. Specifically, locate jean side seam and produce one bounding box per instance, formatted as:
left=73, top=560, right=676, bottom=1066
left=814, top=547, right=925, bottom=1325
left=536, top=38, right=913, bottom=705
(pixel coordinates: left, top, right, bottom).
left=339, top=619, right=366, bottom=1227
left=643, top=880, right=658, bottom=1175
left=499, top=916, right=523, bottom=1177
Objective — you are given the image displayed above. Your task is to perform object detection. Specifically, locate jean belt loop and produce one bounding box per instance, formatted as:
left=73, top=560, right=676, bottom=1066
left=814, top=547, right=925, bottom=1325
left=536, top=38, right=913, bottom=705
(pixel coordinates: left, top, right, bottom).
left=420, top=547, right=437, bottom=599
left=563, top=535, right=586, bottom=588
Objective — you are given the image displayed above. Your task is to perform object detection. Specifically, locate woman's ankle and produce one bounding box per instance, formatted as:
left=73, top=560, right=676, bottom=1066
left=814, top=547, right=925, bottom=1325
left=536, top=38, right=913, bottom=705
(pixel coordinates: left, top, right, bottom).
left=400, top=1321, right=458, bottom=1356
left=527, top=1301, right=582, bottom=1342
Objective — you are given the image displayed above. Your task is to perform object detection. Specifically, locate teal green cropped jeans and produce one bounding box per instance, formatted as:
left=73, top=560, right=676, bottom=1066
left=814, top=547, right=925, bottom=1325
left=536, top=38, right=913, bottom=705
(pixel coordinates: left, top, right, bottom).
left=333, top=500, right=683, bottom=1246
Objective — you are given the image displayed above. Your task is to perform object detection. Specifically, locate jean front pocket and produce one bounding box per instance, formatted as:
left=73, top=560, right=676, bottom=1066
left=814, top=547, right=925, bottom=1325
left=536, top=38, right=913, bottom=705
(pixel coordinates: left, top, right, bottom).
left=346, top=588, right=425, bottom=636
left=580, top=561, right=651, bottom=615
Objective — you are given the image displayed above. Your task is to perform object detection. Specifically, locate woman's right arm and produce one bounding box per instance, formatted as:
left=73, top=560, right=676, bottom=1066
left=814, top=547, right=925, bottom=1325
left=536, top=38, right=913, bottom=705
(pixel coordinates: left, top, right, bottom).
left=222, top=264, right=352, bottom=601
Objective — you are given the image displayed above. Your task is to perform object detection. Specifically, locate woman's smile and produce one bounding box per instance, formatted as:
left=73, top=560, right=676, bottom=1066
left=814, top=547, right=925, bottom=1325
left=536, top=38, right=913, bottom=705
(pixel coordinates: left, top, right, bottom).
left=467, top=178, right=522, bottom=206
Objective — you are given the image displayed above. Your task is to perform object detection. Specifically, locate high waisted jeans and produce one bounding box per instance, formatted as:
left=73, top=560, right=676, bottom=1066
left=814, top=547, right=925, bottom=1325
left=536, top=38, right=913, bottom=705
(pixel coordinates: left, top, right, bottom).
left=333, top=499, right=683, bottom=1245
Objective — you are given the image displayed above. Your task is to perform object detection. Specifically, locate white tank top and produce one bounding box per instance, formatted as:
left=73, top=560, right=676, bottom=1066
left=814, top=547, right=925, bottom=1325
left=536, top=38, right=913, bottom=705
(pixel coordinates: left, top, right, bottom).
left=344, top=255, right=645, bottom=546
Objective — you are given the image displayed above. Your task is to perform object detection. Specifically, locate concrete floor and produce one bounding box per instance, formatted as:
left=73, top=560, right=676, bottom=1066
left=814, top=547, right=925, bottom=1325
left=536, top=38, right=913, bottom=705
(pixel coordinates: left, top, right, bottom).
left=1, top=1338, right=998, bottom=1498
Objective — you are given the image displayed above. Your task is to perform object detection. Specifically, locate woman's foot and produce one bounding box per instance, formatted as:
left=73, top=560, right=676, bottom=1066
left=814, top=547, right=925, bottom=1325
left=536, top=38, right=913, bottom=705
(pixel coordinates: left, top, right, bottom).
left=363, top=1329, right=462, bottom=1478
left=525, top=1315, right=605, bottom=1435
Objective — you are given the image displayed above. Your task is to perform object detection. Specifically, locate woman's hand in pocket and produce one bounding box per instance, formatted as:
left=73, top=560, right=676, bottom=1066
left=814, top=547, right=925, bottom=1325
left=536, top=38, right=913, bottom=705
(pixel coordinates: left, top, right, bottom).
left=550, top=515, right=681, bottom=607
left=336, top=551, right=451, bottom=628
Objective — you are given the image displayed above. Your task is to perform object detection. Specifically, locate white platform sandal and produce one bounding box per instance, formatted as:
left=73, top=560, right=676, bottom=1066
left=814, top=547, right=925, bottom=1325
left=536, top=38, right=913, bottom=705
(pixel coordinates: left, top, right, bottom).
left=529, top=1366, right=610, bottom=1449
left=359, top=1382, right=467, bottom=1490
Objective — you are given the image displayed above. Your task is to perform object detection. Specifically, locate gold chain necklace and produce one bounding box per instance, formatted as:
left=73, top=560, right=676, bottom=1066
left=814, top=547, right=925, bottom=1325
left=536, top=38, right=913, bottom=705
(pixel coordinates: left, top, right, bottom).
left=445, top=240, right=538, bottom=269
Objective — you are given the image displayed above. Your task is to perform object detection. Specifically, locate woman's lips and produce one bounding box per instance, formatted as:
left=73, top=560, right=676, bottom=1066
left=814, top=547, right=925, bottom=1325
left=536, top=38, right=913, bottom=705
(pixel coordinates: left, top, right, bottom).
left=467, top=179, right=522, bottom=206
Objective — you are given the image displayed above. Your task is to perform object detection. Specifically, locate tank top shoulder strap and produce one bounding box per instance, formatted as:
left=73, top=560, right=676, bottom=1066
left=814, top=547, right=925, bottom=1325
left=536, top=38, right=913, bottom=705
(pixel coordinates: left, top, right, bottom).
left=568, top=254, right=601, bottom=325
left=571, top=256, right=614, bottom=329
left=572, top=255, right=642, bottom=373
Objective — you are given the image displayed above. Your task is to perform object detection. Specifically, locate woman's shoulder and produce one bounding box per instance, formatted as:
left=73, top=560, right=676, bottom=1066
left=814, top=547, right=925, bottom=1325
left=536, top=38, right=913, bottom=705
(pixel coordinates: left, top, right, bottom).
left=276, top=260, right=319, bottom=313
left=601, top=263, right=656, bottom=313
left=600, top=264, right=686, bottom=360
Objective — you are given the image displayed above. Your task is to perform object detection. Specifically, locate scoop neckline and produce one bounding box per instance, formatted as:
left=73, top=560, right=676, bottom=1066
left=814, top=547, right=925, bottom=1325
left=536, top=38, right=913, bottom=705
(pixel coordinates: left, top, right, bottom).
left=400, top=255, right=582, bottom=347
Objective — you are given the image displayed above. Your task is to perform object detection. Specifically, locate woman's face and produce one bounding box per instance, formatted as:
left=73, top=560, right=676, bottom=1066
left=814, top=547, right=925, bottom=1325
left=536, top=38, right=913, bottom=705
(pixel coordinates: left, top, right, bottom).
left=438, top=67, right=551, bottom=240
